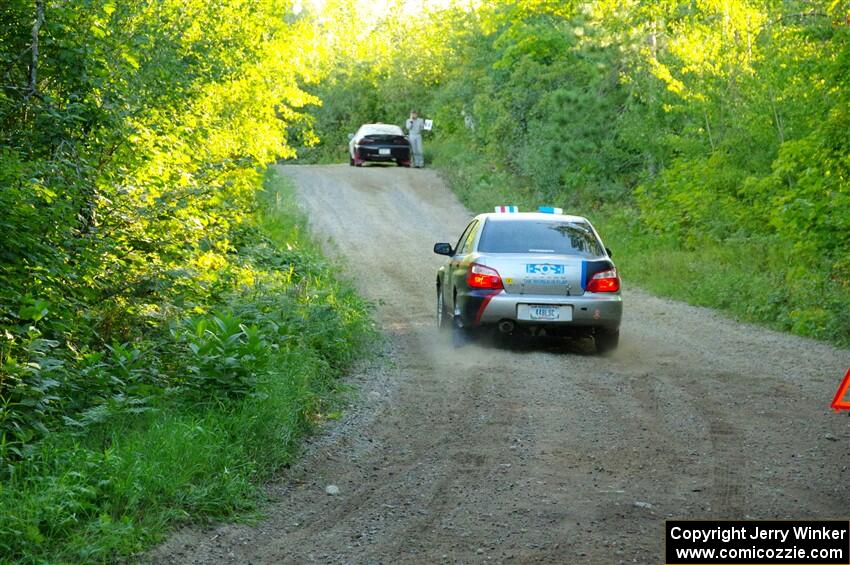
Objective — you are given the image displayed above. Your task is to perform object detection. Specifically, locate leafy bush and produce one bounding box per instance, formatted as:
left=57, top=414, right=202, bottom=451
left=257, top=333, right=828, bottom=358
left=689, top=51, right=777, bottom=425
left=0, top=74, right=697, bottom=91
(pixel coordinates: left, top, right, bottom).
left=0, top=172, right=374, bottom=563
left=0, top=0, right=325, bottom=459
left=179, top=314, right=270, bottom=402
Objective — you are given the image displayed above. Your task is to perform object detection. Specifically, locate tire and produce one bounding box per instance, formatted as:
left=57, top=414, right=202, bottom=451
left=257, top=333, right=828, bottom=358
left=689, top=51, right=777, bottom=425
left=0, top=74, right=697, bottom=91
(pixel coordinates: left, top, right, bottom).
left=349, top=154, right=354, bottom=166
left=595, top=328, right=620, bottom=354
left=450, top=295, right=468, bottom=348
left=437, top=287, right=451, bottom=331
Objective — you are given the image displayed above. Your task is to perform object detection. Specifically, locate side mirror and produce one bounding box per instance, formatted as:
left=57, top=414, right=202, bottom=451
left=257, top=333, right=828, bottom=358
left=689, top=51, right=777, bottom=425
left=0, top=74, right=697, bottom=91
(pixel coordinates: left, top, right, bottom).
left=433, top=242, right=453, bottom=256
left=347, top=133, right=355, bottom=141
left=605, top=247, right=613, bottom=258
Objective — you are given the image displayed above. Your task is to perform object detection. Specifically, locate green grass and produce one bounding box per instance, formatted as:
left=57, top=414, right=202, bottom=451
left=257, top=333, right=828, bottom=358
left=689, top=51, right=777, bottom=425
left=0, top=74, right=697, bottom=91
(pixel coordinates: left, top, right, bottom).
left=596, top=212, right=850, bottom=344
left=430, top=138, right=850, bottom=347
left=0, top=170, right=375, bottom=564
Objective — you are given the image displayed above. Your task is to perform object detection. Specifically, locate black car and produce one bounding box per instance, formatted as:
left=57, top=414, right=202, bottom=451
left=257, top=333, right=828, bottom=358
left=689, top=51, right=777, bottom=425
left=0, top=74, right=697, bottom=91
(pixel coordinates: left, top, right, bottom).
left=348, top=123, right=410, bottom=167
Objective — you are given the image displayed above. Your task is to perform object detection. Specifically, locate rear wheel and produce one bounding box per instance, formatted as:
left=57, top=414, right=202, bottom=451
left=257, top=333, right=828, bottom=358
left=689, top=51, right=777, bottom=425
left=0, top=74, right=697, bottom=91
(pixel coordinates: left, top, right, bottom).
left=595, top=328, right=620, bottom=354
left=451, top=294, right=468, bottom=347
left=349, top=154, right=354, bottom=166
left=436, top=287, right=450, bottom=331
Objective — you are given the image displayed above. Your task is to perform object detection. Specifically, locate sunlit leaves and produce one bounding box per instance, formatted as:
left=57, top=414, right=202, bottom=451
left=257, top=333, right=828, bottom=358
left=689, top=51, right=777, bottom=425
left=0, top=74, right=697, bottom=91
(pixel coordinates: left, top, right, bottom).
left=297, top=0, right=849, bottom=342
left=0, top=0, right=325, bottom=453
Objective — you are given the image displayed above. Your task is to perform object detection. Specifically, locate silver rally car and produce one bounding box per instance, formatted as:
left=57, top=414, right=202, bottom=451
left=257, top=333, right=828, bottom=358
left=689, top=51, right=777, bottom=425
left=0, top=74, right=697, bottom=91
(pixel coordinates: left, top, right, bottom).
left=434, top=206, right=622, bottom=353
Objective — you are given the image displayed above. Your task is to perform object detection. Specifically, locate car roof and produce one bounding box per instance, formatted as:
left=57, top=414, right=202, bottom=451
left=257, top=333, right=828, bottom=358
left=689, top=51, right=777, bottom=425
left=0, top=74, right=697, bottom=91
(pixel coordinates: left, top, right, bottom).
left=358, top=123, right=404, bottom=135
left=475, top=212, right=590, bottom=224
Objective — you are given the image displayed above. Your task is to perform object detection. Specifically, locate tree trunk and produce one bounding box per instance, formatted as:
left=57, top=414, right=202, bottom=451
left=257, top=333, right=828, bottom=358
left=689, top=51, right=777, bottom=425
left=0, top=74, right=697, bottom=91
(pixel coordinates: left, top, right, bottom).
left=28, top=0, right=45, bottom=97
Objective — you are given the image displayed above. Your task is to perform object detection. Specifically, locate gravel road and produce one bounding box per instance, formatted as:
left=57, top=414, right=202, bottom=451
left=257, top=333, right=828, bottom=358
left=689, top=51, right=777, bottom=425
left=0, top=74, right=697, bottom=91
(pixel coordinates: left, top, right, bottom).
left=151, top=164, right=850, bottom=564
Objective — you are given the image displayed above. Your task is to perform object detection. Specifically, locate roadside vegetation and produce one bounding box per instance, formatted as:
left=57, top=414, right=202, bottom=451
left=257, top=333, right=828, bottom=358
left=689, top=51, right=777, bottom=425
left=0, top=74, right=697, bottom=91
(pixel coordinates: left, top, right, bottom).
left=297, top=0, right=850, bottom=347
left=2, top=0, right=847, bottom=560
left=1, top=170, right=373, bottom=563
left=1, top=1, right=371, bottom=562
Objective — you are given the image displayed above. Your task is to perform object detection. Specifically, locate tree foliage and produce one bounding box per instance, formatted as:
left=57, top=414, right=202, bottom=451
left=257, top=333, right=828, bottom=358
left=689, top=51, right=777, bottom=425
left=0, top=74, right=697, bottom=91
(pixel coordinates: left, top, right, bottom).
left=298, top=0, right=850, bottom=343
left=0, top=0, right=328, bottom=459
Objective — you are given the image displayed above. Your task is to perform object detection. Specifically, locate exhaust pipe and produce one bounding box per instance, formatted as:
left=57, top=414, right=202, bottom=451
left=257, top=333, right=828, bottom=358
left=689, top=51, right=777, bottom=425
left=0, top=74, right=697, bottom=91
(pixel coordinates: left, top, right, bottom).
left=498, top=320, right=515, bottom=334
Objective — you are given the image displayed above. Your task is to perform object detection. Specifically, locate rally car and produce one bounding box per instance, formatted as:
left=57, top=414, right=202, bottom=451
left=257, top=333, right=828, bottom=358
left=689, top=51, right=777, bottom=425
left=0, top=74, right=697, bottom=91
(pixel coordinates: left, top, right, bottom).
left=347, top=123, right=411, bottom=167
left=433, top=206, right=622, bottom=353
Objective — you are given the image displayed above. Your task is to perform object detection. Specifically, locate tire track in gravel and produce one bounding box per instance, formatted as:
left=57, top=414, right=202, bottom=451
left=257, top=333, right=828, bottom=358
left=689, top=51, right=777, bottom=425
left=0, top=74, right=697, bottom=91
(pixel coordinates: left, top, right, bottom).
left=150, top=164, right=850, bottom=564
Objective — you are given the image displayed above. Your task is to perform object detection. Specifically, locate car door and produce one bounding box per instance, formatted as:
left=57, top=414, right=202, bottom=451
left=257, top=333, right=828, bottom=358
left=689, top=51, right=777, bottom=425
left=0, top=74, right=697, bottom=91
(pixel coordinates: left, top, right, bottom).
left=441, top=220, right=476, bottom=311
left=450, top=219, right=480, bottom=303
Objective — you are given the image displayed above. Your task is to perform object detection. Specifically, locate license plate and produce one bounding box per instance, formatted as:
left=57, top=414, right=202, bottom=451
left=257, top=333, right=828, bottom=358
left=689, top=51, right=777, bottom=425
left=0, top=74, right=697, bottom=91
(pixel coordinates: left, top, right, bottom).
left=530, top=306, right=559, bottom=320
left=517, top=304, right=572, bottom=321
left=379, top=148, right=391, bottom=155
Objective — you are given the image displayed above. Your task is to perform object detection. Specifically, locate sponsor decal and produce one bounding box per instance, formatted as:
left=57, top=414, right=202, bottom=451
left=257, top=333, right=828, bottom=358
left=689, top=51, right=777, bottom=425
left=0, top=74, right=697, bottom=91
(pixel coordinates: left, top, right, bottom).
left=474, top=289, right=502, bottom=324
left=525, top=264, right=565, bottom=275
left=522, top=277, right=569, bottom=286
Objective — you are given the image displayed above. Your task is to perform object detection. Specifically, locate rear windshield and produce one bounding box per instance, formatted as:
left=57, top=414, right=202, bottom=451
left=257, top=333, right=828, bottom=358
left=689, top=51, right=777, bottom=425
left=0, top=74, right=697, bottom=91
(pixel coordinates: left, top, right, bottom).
left=361, top=125, right=403, bottom=136
left=477, top=219, right=603, bottom=256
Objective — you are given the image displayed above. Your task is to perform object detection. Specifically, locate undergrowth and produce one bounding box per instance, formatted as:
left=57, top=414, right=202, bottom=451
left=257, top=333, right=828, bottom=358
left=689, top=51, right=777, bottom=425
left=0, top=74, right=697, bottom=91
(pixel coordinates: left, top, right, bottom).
left=0, top=170, right=374, bottom=564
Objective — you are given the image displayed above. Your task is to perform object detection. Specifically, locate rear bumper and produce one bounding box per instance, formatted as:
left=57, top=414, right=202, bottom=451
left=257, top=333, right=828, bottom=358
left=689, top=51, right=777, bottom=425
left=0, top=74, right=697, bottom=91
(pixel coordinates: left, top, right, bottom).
left=356, top=144, right=410, bottom=162
left=461, top=290, right=622, bottom=329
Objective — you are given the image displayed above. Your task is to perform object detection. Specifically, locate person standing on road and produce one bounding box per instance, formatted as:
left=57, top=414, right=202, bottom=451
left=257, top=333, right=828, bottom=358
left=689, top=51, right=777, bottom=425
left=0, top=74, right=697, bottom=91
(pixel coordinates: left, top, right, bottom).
left=405, top=110, right=425, bottom=168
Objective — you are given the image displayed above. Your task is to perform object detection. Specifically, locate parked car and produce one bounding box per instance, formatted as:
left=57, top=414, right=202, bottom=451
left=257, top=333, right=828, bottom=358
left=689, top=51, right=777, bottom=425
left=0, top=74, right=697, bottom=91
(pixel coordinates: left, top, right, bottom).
left=433, top=206, right=623, bottom=353
left=348, top=124, right=411, bottom=167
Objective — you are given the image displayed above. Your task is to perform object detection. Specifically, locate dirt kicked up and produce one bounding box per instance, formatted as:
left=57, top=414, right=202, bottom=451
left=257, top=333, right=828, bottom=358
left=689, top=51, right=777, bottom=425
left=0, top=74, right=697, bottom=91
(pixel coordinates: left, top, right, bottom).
left=151, top=164, right=850, bottom=564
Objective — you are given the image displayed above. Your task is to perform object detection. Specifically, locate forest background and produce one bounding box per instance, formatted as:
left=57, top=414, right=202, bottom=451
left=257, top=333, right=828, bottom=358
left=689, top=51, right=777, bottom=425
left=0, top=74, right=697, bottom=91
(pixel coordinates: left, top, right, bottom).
left=301, top=0, right=850, bottom=347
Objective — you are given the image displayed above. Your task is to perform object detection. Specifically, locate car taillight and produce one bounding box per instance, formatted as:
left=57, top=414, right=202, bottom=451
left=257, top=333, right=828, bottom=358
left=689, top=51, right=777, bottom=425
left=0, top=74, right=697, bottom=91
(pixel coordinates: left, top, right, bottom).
left=467, top=263, right=503, bottom=289
left=393, top=136, right=407, bottom=144
left=360, top=136, right=375, bottom=144
left=586, top=268, right=620, bottom=293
